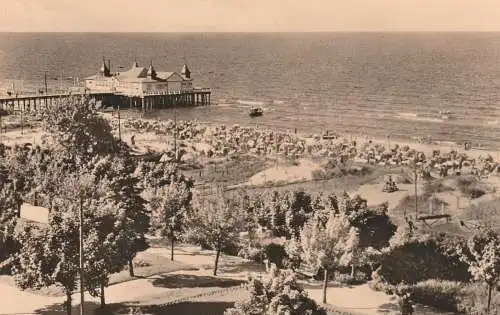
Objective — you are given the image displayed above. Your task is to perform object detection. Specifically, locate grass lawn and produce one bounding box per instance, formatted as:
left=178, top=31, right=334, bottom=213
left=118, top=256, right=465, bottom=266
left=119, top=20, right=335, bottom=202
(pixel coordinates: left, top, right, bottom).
left=184, top=154, right=269, bottom=188
left=0, top=251, right=197, bottom=298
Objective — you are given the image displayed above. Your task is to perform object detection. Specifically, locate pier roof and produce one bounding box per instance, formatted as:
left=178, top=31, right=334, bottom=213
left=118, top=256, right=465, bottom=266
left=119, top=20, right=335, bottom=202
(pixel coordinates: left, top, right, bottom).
left=156, top=72, right=183, bottom=81
left=84, top=61, right=189, bottom=83
left=119, top=66, right=148, bottom=78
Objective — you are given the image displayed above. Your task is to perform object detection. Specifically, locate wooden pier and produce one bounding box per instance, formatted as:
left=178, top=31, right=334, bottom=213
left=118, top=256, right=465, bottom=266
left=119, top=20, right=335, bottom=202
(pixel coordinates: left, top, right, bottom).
left=0, top=88, right=211, bottom=112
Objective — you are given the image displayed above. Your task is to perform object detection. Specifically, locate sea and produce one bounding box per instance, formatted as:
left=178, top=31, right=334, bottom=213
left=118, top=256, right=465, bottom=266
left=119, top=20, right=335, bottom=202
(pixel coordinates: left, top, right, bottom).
left=0, top=32, right=499, bottom=149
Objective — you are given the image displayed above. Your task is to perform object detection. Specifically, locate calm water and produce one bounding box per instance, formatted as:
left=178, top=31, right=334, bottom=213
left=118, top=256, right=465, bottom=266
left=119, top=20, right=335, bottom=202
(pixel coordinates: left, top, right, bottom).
left=0, top=32, right=499, bottom=147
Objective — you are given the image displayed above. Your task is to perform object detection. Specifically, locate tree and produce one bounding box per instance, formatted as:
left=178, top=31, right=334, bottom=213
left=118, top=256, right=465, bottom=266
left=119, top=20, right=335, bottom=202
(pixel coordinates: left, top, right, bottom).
left=285, top=191, right=314, bottom=240
left=13, top=172, right=123, bottom=313
left=377, top=228, right=470, bottom=286
left=340, top=227, right=361, bottom=277
left=41, top=96, right=122, bottom=159
left=460, top=229, right=500, bottom=314
left=284, top=237, right=302, bottom=271
left=150, top=179, right=192, bottom=261
left=134, top=160, right=180, bottom=193
left=83, top=200, right=126, bottom=307
left=186, top=188, right=243, bottom=276
left=2, top=144, right=38, bottom=216
left=102, top=156, right=150, bottom=277
left=225, top=265, right=327, bottom=315
left=31, top=148, right=77, bottom=208
left=338, top=194, right=396, bottom=250
left=0, top=183, right=21, bottom=262
left=300, top=212, right=351, bottom=303
left=14, top=199, right=81, bottom=315
left=265, top=190, right=288, bottom=237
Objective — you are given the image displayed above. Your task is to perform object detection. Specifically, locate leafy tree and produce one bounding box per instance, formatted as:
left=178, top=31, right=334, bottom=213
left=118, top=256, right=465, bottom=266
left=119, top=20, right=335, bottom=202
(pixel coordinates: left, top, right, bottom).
left=0, top=183, right=20, bottom=262
left=31, top=148, right=77, bottom=208
left=41, top=96, right=122, bottom=158
left=83, top=200, right=126, bottom=307
left=135, top=160, right=180, bottom=193
left=284, top=237, right=302, bottom=271
left=102, top=156, right=150, bottom=277
left=150, top=179, right=192, bottom=261
left=14, top=199, right=81, bottom=315
left=13, top=173, right=122, bottom=313
left=2, top=144, right=37, bottom=215
left=338, top=194, right=396, bottom=250
left=186, top=188, right=243, bottom=276
left=285, top=191, right=313, bottom=240
left=359, top=246, right=382, bottom=273
left=265, top=190, right=288, bottom=237
left=377, top=228, right=470, bottom=285
left=300, top=212, right=351, bottom=303
left=225, top=265, right=327, bottom=315
left=233, top=190, right=260, bottom=247
left=459, top=229, right=500, bottom=314
left=340, top=227, right=361, bottom=277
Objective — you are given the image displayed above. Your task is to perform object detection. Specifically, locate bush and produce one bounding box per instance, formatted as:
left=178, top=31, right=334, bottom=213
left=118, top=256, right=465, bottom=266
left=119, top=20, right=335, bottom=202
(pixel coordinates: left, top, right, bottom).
left=458, top=283, right=500, bottom=315
left=238, top=246, right=265, bottom=264
left=263, top=243, right=288, bottom=269
left=376, top=234, right=470, bottom=285
left=225, top=267, right=327, bottom=315
left=335, top=273, right=366, bottom=285
left=411, top=280, right=465, bottom=312
left=222, top=243, right=241, bottom=256
left=457, top=176, right=488, bottom=199
left=369, top=277, right=393, bottom=294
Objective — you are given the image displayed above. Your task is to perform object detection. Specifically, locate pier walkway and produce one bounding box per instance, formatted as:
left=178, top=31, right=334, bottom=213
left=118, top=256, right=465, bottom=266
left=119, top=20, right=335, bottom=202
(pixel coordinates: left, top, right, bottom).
left=0, top=87, right=211, bottom=112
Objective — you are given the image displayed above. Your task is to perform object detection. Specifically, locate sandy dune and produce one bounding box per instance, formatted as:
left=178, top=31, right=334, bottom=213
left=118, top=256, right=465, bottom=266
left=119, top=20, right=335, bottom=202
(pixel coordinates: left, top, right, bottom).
left=245, top=159, right=322, bottom=187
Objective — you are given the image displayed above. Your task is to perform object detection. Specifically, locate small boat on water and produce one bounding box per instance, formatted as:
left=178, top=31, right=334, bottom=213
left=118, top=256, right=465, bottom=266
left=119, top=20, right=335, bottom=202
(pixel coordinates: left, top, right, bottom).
left=322, top=130, right=337, bottom=140
left=249, top=106, right=263, bottom=117
left=439, top=110, right=454, bottom=120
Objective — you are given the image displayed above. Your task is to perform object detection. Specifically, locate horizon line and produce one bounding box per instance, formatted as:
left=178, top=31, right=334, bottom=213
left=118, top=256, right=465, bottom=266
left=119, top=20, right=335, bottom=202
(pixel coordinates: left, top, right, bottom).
left=1, top=30, right=500, bottom=34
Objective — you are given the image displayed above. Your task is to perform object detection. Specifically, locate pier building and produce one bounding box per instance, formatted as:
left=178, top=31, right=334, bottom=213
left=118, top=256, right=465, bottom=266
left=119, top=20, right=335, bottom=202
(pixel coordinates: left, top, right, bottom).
left=0, top=58, right=211, bottom=113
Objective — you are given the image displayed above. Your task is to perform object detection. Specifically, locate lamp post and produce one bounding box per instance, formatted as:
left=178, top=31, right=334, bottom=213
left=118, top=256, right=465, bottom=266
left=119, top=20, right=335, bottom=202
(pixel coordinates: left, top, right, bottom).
left=117, top=106, right=121, bottom=142
left=174, top=101, right=177, bottom=162
left=79, top=196, right=84, bottom=315
left=414, top=167, right=418, bottom=220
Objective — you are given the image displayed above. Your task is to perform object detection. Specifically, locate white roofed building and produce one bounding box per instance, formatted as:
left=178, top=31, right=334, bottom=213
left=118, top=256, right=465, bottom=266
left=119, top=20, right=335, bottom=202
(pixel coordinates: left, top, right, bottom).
left=84, top=59, right=194, bottom=97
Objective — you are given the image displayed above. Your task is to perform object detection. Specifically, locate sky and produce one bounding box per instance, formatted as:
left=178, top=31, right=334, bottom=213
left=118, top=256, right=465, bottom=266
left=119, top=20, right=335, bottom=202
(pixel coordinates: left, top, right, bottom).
left=1, top=0, right=500, bottom=32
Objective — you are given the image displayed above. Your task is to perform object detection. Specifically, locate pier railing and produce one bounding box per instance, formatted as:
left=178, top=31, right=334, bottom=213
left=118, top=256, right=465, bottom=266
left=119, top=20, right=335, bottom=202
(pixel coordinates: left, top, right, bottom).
left=139, top=88, right=211, bottom=97
left=0, top=91, right=109, bottom=101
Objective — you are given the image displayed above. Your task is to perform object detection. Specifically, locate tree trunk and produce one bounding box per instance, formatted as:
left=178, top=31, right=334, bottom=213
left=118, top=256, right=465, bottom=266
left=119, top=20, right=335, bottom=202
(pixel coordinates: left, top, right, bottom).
left=171, top=234, right=175, bottom=261
left=100, top=281, right=106, bottom=307
left=488, top=283, right=493, bottom=314
left=128, top=258, right=134, bottom=277
left=16, top=201, right=21, bottom=218
left=214, top=248, right=221, bottom=276
left=322, top=268, right=329, bottom=304
left=351, top=264, right=355, bottom=278
left=65, top=291, right=72, bottom=315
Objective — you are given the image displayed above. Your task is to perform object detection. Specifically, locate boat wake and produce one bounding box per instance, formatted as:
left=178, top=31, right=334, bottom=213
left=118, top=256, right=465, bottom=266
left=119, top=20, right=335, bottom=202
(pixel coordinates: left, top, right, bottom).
left=236, top=99, right=265, bottom=106
left=396, top=112, right=446, bottom=123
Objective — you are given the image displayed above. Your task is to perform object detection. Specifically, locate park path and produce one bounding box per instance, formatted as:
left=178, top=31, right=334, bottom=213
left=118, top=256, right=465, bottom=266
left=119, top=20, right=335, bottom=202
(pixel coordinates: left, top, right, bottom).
left=150, top=245, right=400, bottom=315
left=1, top=244, right=453, bottom=315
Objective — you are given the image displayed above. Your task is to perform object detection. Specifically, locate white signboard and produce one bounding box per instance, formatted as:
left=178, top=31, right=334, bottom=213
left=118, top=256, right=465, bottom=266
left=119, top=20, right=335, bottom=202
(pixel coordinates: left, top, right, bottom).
left=20, top=203, right=49, bottom=224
